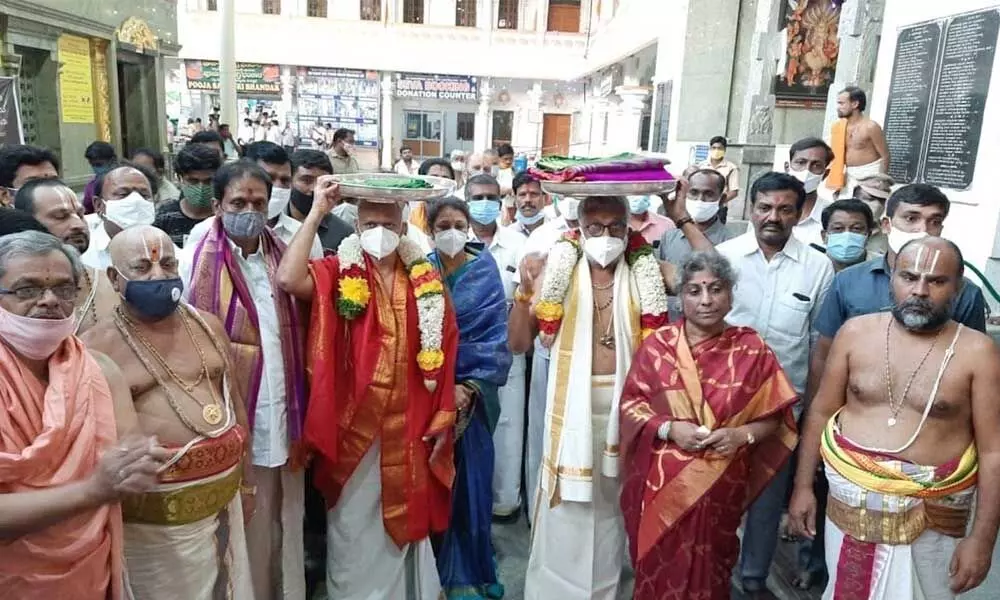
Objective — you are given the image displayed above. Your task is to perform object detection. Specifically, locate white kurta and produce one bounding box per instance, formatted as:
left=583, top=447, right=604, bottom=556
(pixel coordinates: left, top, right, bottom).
left=326, top=441, right=441, bottom=600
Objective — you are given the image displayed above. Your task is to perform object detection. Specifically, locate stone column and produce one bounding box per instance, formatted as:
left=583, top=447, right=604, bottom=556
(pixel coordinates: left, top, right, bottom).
left=474, top=77, right=491, bottom=152
left=280, top=66, right=294, bottom=123
left=380, top=73, right=394, bottom=169
left=821, top=0, right=887, bottom=138
left=588, top=96, right=609, bottom=155
left=219, top=0, right=237, bottom=125
left=523, top=82, right=543, bottom=153
left=736, top=0, right=783, bottom=145
left=614, top=86, right=648, bottom=153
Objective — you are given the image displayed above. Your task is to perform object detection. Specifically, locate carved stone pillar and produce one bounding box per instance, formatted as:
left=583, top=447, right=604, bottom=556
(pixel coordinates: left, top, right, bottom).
left=736, top=0, right=782, bottom=145
left=822, top=0, right=886, bottom=138
left=89, top=39, right=111, bottom=143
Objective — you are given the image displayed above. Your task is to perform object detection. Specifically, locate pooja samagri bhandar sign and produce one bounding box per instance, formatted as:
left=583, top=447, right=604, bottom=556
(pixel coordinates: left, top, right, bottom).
left=395, top=73, right=478, bottom=102
left=185, top=60, right=282, bottom=95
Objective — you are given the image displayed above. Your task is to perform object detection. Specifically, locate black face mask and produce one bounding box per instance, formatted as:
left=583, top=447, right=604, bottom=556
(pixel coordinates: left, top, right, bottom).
left=289, top=188, right=313, bottom=215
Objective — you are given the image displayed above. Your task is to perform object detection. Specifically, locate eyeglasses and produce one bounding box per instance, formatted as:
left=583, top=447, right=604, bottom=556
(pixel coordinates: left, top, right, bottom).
left=0, top=283, right=79, bottom=301
left=583, top=222, right=628, bottom=238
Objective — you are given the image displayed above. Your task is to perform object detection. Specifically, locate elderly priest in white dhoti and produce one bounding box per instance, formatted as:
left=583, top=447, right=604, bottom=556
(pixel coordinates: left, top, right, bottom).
left=508, top=192, right=712, bottom=599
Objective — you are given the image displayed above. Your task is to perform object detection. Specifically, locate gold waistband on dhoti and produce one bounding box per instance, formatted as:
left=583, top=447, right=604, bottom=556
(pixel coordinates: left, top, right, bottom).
left=158, top=426, right=246, bottom=484
left=122, top=466, right=242, bottom=526
left=827, top=493, right=970, bottom=545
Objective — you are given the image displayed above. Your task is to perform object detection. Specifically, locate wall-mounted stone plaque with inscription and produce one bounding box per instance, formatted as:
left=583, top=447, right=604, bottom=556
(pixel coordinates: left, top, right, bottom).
left=881, top=9, right=999, bottom=191
left=923, top=10, right=998, bottom=190
left=883, top=23, right=940, bottom=184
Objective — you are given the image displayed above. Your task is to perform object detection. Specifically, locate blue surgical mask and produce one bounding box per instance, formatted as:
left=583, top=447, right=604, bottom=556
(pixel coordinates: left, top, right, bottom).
left=468, top=200, right=501, bottom=225
left=825, top=231, right=867, bottom=263
left=628, top=195, right=651, bottom=215
left=119, top=275, right=184, bottom=321
left=516, top=210, right=545, bottom=226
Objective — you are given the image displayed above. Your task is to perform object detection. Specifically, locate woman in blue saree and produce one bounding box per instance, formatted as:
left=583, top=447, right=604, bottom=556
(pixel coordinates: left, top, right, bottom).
left=427, top=197, right=512, bottom=599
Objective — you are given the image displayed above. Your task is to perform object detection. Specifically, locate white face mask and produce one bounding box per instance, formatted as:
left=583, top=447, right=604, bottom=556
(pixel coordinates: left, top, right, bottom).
left=790, top=167, right=823, bottom=194
left=451, top=161, right=465, bottom=173
left=104, top=191, right=155, bottom=229
left=268, top=187, right=291, bottom=219
left=886, top=225, right=928, bottom=254
left=359, top=226, right=400, bottom=259
left=332, top=202, right=358, bottom=224
left=561, top=197, right=580, bottom=221
left=685, top=199, right=720, bottom=223
left=434, top=228, right=467, bottom=258
left=582, top=234, right=626, bottom=268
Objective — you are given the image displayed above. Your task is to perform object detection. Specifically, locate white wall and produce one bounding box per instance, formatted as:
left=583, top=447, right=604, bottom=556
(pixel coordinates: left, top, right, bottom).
left=871, top=0, right=1000, bottom=271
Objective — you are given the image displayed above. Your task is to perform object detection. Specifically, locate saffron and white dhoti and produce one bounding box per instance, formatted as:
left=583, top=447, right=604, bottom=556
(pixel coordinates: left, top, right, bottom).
left=821, top=428, right=977, bottom=600
left=492, top=352, right=527, bottom=517
left=326, top=441, right=441, bottom=600
left=842, top=159, right=883, bottom=198
left=525, top=375, right=627, bottom=600
left=122, top=426, right=253, bottom=600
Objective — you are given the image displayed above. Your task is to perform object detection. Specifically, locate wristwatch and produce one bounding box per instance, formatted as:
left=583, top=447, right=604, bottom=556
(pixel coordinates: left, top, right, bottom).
left=674, top=216, right=694, bottom=229
left=657, top=421, right=673, bottom=442
left=514, top=287, right=533, bottom=304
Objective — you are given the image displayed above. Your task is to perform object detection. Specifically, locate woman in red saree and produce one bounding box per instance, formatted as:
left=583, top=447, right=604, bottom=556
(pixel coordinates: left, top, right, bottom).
left=620, top=251, right=799, bottom=600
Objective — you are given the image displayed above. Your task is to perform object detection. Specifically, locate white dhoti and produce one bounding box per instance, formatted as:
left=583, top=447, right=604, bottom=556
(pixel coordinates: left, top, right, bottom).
left=524, top=346, right=550, bottom=525
left=245, top=465, right=306, bottom=600
left=524, top=375, right=627, bottom=600
left=326, top=440, right=441, bottom=600
left=842, top=159, right=884, bottom=198
left=822, top=457, right=976, bottom=600
left=492, top=352, right=527, bottom=517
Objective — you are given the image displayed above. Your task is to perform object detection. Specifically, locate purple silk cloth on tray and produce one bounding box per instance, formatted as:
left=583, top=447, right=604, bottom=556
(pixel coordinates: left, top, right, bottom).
left=530, top=155, right=672, bottom=182
left=582, top=169, right=675, bottom=182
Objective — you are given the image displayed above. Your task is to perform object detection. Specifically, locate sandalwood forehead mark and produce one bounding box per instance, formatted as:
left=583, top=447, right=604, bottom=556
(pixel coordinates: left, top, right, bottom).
left=140, top=234, right=164, bottom=262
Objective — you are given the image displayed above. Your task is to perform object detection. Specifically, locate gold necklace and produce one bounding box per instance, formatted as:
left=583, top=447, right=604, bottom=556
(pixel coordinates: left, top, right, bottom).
left=884, top=318, right=941, bottom=427
left=114, top=306, right=228, bottom=431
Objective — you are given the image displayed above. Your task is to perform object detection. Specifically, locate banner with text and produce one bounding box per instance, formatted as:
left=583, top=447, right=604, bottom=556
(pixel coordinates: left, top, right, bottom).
left=395, top=73, right=478, bottom=102
left=0, top=77, right=24, bottom=146
left=184, top=60, right=282, bottom=96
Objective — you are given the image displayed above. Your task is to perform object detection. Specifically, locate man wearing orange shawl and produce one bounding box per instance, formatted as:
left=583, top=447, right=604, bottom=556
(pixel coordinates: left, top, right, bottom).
left=0, top=231, right=166, bottom=600
left=619, top=251, right=798, bottom=600
left=278, top=177, right=458, bottom=599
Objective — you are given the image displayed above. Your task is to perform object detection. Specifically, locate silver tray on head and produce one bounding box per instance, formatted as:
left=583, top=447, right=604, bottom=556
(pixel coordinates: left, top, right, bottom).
left=539, top=180, right=677, bottom=197
left=331, top=173, right=456, bottom=202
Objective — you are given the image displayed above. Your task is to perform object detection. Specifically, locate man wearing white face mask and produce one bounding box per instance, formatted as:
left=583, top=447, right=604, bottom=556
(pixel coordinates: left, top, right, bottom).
left=659, top=170, right=736, bottom=319
left=510, top=194, right=713, bottom=600
left=746, top=138, right=835, bottom=249
left=82, top=163, right=166, bottom=270
left=277, top=177, right=459, bottom=600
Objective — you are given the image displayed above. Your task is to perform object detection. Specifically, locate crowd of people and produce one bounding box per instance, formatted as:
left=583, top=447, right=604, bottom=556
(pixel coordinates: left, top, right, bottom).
left=0, top=84, right=998, bottom=600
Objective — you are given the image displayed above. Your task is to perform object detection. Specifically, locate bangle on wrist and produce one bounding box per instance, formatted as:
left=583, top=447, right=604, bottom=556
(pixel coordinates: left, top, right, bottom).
left=514, top=288, right=533, bottom=304
left=674, top=216, right=694, bottom=229
left=657, top=421, right=673, bottom=442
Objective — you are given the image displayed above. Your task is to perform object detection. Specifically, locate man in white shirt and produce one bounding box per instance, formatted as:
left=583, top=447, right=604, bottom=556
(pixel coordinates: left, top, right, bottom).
left=746, top=137, right=835, bottom=249
left=465, top=173, right=529, bottom=519
left=265, top=120, right=282, bottom=144
left=82, top=164, right=160, bottom=270
left=180, top=161, right=308, bottom=600
left=717, top=171, right=834, bottom=598
left=394, top=147, right=419, bottom=175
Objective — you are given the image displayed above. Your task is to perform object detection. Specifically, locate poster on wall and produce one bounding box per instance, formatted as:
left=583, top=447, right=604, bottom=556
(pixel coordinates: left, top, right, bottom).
left=0, top=77, right=24, bottom=146
left=58, top=34, right=95, bottom=124
left=185, top=60, right=282, bottom=96
left=295, top=67, right=380, bottom=147
left=395, top=73, right=478, bottom=102
left=883, top=8, right=998, bottom=191
left=773, top=0, right=841, bottom=106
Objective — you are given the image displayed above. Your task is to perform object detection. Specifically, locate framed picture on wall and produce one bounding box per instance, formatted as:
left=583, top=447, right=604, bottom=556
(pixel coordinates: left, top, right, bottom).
left=773, top=0, right=842, bottom=106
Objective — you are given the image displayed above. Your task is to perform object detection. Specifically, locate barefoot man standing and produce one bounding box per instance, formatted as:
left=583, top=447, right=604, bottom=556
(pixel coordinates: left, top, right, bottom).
left=82, top=226, right=255, bottom=599
left=789, top=236, right=1000, bottom=598
left=827, top=87, right=890, bottom=198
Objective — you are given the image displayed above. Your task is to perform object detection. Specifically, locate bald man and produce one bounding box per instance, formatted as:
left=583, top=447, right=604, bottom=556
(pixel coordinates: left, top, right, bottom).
left=81, top=226, right=254, bottom=599
left=82, top=163, right=165, bottom=270
left=13, top=178, right=117, bottom=334
left=789, top=237, right=1000, bottom=598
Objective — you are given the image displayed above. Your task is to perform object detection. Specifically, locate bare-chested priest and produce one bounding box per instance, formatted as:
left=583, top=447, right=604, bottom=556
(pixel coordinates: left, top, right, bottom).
left=789, top=236, right=1000, bottom=598
left=82, top=225, right=255, bottom=599
left=14, top=178, right=117, bottom=333
left=828, top=86, right=890, bottom=197
left=0, top=230, right=167, bottom=599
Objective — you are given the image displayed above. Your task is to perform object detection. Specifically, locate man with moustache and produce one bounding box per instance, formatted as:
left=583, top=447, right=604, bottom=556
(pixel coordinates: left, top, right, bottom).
left=81, top=163, right=161, bottom=271
left=82, top=226, right=254, bottom=599
left=277, top=178, right=458, bottom=599
left=0, top=144, right=60, bottom=207
left=0, top=230, right=167, bottom=599
left=789, top=237, right=1000, bottom=598
left=717, top=171, right=835, bottom=598
left=14, top=178, right=117, bottom=334
left=827, top=86, right=890, bottom=198
left=181, top=161, right=309, bottom=600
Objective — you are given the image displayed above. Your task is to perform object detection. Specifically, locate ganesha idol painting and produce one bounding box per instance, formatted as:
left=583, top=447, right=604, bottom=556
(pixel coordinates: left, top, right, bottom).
left=774, top=0, right=842, bottom=101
